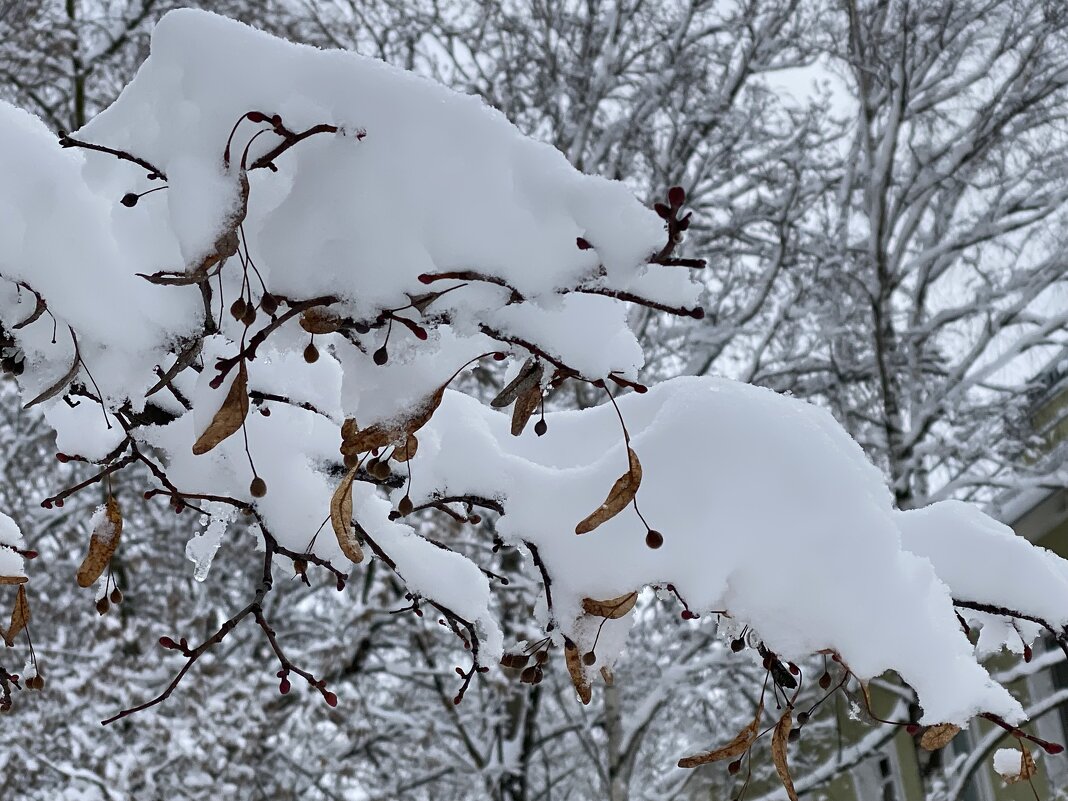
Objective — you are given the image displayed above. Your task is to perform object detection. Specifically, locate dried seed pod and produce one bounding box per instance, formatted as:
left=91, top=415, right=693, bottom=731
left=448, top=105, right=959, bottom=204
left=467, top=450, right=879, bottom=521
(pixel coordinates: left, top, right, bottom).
left=645, top=530, right=664, bottom=549
left=76, top=496, right=123, bottom=588
left=109, top=587, right=123, bottom=604
left=230, top=298, right=247, bottom=321
left=398, top=495, right=414, bottom=516
left=95, top=596, right=110, bottom=615
left=260, top=293, right=279, bottom=316
left=300, top=308, right=342, bottom=335
left=250, top=477, right=267, bottom=498
left=304, top=343, right=319, bottom=363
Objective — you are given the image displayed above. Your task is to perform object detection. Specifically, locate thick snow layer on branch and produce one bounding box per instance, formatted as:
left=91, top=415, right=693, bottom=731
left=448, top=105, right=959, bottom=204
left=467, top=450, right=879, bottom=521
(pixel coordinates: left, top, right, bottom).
left=405, top=379, right=1024, bottom=724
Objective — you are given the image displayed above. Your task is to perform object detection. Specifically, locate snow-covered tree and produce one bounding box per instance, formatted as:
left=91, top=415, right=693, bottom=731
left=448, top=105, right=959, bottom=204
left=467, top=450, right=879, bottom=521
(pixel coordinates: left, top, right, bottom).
left=2, top=8, right=1067, bottom=801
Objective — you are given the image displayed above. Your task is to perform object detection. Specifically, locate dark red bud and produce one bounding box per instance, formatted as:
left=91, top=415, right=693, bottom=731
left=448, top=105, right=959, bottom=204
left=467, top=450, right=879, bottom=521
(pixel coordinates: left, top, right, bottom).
left=654, top=202, right=670, bottom=219
left=120, top=193, right=139, bottom=207
left=373, top=346, right=388, bottom=365
left=576, top=237, right=593, bottom=250
left=246, top=111, right=267, bottom=123
left=323, top=691, right=338, bottom=707
left=668, top=186, right=686, bottom=207
left=279, top=677, right=291, bottom=694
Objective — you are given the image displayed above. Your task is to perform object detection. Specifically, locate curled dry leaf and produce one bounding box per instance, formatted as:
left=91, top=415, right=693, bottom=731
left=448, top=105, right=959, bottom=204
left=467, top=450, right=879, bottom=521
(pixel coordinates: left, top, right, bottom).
left=919, top=723, right=961, bottom=751
left=12, top=292, right=46, bottom=330
left=491, top=358, right=542, bottom=408
left=565, top=644, right=592, bottom=705
left=3, top=585, right=30, bottom=647
left=146, top=338, right=202, bottom=397
left=76, top=496, right=123, bottom=588
left=772, top=710, right=799, bottom=801
left=582, top=592, right=638, bottom=620
left=300, top=308, right=342, bottom=335
left=510, top=383, right=541, bottom=436
left=342, top=386, right=445, bottom=456
left=391, top=434, right=419, bottom=462
left=192, top=363, right=249, bottom=455
left=24, top=350, right=81, bottom=409
left=330, top=467, right=364, bottom=564
left=678, top=701, right=763, bottom=768
left=575, top=447, right=642, bottom=535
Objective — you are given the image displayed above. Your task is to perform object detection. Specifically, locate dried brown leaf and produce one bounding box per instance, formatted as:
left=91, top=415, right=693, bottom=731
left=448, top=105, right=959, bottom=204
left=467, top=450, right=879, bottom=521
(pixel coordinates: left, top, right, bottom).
left=565, top=645, right=592, bottom=705
left=192, top=363, right=249, bottom=455
left=392, top=435, right=419, bottom=462
left=146, top=338, right=202, bottom=397
left=0, top=576, right=27, bottom=586
left=330, top=467, right=364, bottom=564
left=341, top=386, right=445, bottom=456
left=13, top=293, right=46, bottom=330
left=678, top=702, right=763, bottom=768
left=491, top=359, right=542, bottom=408
left=575, top=447, right=642, bottom=535
left=24, top=352, right=81, bottom=409
left=510, top=383, right=541, bottom=436
left=582, top=592, right=638, bottom=620
left=919, top=723, right=961, bottom=751
left=600, top=665, right=614, bottom=686
left=76, top=496, right=123, bottom=588
left=772, top=710, right=799, bottom=801
left=4, top=585, right=29, bottom=647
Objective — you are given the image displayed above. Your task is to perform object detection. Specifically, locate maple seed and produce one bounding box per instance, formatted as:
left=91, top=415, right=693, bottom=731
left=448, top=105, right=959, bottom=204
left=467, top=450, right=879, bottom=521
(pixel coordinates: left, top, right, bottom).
left=96, top=596, right=110, bottom=615
left=582, top=651, right=597, bottom=666
left=373, top=346, right=388, bottom=365
left=645, top=529, right=664, bottom=549
left=250, top=476, right=268, bottom=498
left=534, top=419, right=548, bottom=437
left=120, top=192, right=139, bottom=207
left=304, top=343, right=319, bottom=363
left=109, top=587, right=123, bottom=604
left=230, top=298, right=247, bottom=321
